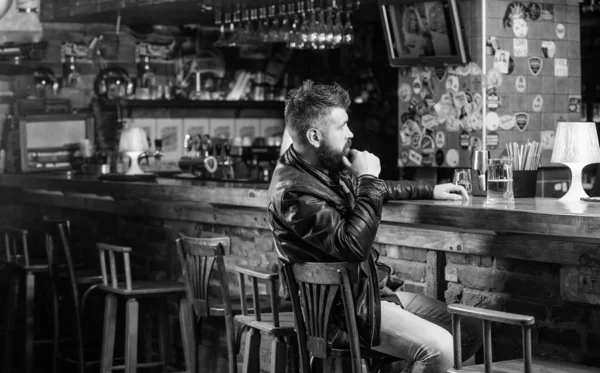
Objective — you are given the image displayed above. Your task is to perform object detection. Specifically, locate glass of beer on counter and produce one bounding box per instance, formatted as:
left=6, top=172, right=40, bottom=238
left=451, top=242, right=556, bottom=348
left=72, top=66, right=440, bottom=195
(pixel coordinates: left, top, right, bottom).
left=487, top=158, right=514, bottom=204
left=453, top=168, right=472, bottom=194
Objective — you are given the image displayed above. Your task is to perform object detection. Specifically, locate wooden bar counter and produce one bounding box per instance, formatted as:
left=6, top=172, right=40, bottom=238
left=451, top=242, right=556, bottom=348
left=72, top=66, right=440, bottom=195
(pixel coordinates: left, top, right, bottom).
left=1, top=173, right=599, bottom=368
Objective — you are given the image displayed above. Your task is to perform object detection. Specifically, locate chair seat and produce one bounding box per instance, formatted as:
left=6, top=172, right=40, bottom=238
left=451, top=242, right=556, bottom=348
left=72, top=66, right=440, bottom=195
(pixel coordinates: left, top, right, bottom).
left=98, top=280, right=186, bottom=296
left=208, top=295, right=293, bottom=316
left=448, top=357, right=600, bottom=373
left=234, top=312, right=297, bottom=337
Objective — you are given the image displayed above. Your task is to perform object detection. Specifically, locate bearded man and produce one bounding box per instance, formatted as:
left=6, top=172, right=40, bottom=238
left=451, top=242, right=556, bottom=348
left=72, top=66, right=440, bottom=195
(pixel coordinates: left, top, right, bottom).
left=268, top=81, right=481, bottom=373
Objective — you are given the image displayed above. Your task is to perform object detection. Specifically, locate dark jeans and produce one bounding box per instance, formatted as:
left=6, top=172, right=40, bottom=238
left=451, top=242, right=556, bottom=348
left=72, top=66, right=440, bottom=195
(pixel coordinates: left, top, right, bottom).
left=373, top=291, right=483, bottom=373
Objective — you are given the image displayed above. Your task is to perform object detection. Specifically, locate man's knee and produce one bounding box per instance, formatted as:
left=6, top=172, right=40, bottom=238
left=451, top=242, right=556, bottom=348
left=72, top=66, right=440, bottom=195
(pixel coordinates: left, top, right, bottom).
left=415, top=329, right=454, bottom=369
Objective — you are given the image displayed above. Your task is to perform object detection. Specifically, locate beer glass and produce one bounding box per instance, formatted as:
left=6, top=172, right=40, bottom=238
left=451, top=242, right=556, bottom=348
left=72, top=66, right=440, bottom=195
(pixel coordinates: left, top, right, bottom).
left=453, top=168, right=472, bottom=194
left=487, top=159, right=514, bottom=204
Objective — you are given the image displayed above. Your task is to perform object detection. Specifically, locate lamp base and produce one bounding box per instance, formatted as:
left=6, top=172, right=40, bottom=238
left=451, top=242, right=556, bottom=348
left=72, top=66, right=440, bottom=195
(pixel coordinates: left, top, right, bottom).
left=125, top=151, right=145, bottom=175
left=559, top=163, right=590, bottom=202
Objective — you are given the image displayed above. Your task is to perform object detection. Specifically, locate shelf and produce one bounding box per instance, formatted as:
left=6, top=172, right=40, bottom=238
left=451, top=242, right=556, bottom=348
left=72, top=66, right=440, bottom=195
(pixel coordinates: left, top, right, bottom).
left=100, top=99, right=284, bottom=110
left=41, top=0, right=214, bottom=26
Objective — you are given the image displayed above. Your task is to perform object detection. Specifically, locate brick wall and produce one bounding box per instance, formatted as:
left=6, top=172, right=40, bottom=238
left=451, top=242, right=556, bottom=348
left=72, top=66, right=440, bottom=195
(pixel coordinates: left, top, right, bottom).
left=379, top=245, right=600, bottom=367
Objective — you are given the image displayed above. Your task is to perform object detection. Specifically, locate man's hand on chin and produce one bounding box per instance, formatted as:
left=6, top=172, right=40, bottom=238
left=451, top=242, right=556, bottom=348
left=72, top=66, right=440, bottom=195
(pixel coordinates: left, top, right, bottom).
left=433, top=183, right=469, bottom=201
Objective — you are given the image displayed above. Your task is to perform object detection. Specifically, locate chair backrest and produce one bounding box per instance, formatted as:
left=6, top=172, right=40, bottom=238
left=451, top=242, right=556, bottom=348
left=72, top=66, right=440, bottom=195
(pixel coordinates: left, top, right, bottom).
left=43, top=218, right=79, bottom=303
left=284, top=262, right=361, bottom=373
left=97, top=242, right=134, bottom=291
left=0, top=225, right=30, bottom=266
left=175, top=235, right=231, bottom=319
left=233, top=264, right=282, bottom=326
left=448, top=304, right=535, bottom=373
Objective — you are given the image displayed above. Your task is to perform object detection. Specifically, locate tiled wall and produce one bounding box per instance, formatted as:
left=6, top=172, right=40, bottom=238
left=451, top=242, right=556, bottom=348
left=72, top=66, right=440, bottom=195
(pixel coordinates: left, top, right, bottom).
left=398, top=0, right=582, bottom=168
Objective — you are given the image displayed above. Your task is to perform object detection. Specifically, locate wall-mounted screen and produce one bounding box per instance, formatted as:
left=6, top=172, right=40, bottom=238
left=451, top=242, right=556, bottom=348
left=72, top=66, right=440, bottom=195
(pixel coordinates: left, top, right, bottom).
left=378, top=0, right=469, bottom=67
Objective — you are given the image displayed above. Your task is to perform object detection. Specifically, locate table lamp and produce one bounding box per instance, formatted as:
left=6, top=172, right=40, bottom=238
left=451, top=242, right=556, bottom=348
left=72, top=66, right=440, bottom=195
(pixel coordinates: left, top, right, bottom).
left=119, top=127, right=149, bottom=175
left=551, top=122, right=600, bottom=201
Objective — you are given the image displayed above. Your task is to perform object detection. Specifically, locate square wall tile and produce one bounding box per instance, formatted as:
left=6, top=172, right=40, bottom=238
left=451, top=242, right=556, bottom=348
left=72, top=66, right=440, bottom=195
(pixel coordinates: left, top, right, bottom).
left=156, top=118, right=184, bottom=162
left=210, top=118, right=235, bottom=140
left=260, top=118, right=285, bottom=138
left=235, top=118, right=260, bottom=139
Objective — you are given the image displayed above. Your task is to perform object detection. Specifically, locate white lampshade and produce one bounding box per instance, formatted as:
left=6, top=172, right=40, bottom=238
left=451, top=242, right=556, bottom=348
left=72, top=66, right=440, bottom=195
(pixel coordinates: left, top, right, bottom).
left=551, top=122, right=600, bottom=201
left=119, top=127, right=149, bottom=152
left=551, top=122, right=600, bottom=164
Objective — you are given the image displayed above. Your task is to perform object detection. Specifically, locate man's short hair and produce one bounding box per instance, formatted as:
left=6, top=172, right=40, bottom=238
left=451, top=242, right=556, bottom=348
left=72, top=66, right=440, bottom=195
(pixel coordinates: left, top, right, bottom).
left=284, top=80, right=351, bottom=146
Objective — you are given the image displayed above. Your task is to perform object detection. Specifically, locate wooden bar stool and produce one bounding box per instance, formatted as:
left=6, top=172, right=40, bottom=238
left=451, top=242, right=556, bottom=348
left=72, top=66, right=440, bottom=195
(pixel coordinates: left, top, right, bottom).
left=96, top=242, right=195, bottom=373
left=1, top=225, right=53, bottom=373
left=43, top=218, right=108, bottom=373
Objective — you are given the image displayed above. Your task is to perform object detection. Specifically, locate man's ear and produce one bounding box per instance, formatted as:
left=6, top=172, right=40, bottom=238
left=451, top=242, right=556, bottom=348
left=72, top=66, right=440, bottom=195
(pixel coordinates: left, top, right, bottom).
left=306, top=128, right=322, bottom=148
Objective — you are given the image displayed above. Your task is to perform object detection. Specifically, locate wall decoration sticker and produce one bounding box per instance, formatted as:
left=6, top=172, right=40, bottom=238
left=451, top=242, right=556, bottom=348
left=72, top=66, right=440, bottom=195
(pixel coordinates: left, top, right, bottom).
left=568, top=95, right=581, bottom=113
left=400, top=149, right=409, bottom=165
left=435, top=66, right=447, bottom=81
left=528, top=57, right=542, bottom=76
left=555, top=58, right=568, bottom=77
left=503, top=2, right=527, bottom=29
left=528, top=2, right=541, bottom=20
left=460, top=131, right=470, bottom=149
left=556, top=23, right=565, bottom=39
left=515, top=112, right=529, bottom=131
left=469, top=136, right=482, bottom=151
left=486, top=111, right=501, bottom=131
left=541, top=41, right=556, bottom=58
left=446, top=75, right=459, bottom=92
left=514, top=38, right=528, bottom=57
left=515, top=76, right=527, bottom=92
left=532, top=95, right=543, bottom=112
left=512, top=18, right=529, bottom=38
left=540, top=130, right=556, bottom=150
left=412, top=77, right=422, bottom=95
left=435, top=149, right=445, bottom=166
left=435, top=131, right=446, bottom=148
left=499, top=114, right=517, bottom=130
left=487, top=131, right=500, bottom=149
left=541, top=4, right=554, bottom=21
left=486, top=69, right=504, bottom=88
left=446, top=148, right=459, bottom=167
left=399, top=83, right=412, bottom=102
left=408, top=149, right=423, bottom=165
left=494, top=50, right=511, bottom=74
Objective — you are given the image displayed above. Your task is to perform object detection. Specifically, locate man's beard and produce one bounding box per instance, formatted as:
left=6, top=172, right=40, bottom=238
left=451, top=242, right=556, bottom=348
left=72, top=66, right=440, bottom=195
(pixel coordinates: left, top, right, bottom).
left=317, top=139, right=351, bottom=173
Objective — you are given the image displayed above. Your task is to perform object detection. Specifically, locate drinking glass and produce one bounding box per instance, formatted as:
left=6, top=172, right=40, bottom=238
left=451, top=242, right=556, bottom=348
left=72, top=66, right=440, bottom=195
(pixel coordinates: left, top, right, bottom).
left=453, top=168, right=472, bottom=194
left=487, top=158, right=514, bottom=204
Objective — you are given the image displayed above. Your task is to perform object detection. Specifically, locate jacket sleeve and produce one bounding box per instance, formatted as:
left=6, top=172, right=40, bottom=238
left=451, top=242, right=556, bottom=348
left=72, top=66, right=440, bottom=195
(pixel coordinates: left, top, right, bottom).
left=280, top=175, right=387, bottom=263
left=383, top=179, right=435, bottom=200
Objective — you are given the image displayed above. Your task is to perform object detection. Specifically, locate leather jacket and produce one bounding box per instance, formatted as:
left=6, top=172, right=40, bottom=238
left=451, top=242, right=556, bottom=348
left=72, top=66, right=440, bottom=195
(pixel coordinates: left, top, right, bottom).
left=267, top=146, right=435, bottom=348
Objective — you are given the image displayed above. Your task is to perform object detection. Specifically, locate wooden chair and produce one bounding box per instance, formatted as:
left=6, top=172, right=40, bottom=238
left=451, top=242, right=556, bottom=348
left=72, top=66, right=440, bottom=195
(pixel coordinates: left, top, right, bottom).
left=1, top=261, right=24, bottom=373
left=232, top=264, right=298, bottom=373
left=96, top=242, right=195, bottom=373
left=0, top=225, right=53, bottom=373
left=283, top=262, right=399, bottom=373
left=175, top=235, right=294, bottom=373
left=448, top=304, right=599, bottom=373
left=43, top=218, right=106, bottom=373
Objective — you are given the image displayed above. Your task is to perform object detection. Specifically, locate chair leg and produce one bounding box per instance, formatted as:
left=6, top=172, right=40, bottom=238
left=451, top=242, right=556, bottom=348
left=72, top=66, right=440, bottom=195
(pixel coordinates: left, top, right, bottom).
left=179, top=297, right=196, bottom=373
left=285, top=337, right=299, bottom=373
left=157, top=300, right=171, bottom=372
left=224, top=313, right=237, bottom=373
left=50, top=285, right=60, bottom=373
left=242, top=328, right=261, bottom=373
left=23, top=271, right=35, bottom=373
left=125, top=298, right=140, bottom=373
left=269, top=337, right=287, bottom=373
left=100, top=294, right=118, bottom=373
left=3, top=272, right=20, bottom=373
